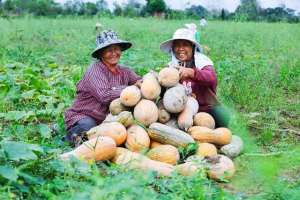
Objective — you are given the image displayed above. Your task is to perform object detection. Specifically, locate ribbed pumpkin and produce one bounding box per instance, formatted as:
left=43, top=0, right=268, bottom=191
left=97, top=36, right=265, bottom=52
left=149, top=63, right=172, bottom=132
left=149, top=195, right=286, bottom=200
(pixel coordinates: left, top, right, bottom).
left=158, top=67, right=180, bottom=87
left=163, top=84, right=187, bottom=113
left=196, top=142, right=218, bottom=157
left=125, top=125, right=150, bottom=152
left=147, top=145, right=179, bottom=165
left=120, top=85, right=141, bottom=107
left=60, top=136, right=116, bottom=162
left=87, top=122, right=127, bottom=146
left=133, top=99, right=158, bottom=127
left=109, top=98, right=129, bottom=115
left=193, top=112, right=215, bottom=129
left=140, top=72, right=161, bottom=100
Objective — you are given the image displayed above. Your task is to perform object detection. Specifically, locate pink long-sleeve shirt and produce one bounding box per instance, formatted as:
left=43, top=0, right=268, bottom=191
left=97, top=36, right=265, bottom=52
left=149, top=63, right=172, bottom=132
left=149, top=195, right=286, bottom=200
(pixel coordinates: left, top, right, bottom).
left=181, top=65, right=218, bottom=112
left=64, top=61, right=141, bottom=130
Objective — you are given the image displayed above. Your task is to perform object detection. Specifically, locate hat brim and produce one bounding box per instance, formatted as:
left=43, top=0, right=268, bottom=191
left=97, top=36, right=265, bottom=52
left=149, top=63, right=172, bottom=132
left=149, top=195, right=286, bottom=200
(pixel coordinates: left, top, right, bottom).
left=160, top=38, right=202, bottom=54
left=91, top=40, right=132, bottom=58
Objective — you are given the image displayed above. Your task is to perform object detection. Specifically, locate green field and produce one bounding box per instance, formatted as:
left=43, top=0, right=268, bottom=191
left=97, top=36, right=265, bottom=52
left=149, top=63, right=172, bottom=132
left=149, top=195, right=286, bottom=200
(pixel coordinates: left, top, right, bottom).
left=0, top=17, right=299, bottom=199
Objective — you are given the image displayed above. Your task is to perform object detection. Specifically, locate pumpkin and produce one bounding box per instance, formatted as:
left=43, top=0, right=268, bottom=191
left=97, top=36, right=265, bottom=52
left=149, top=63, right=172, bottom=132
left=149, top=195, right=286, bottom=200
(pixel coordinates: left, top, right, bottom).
left=157, top=100, right=170, bottom=124
left=196, top=143, right=218, bottom=157
left=60, top=136, right=116, bottom=162
left=125, top=125, right=150, bottom=152
left=133, top=99, right=158, bottom=127
left=163, top=84, right=187, bottom=113
left=148, top=123, right=195, bottom=147
left=150, top=140, right=163, bottom=148
left=140, top=72, right=161, bottom=100
left=188, top=126, right=232, bottom=146
left=103, top=111, right=134, bottom=128
left=176, top=155, right=206, bottom=176
left=193, top=112, right=215, bottom=129
left=147, top=145, right=179, bottom=165
left=158, top=67, right=180, bottom=87
left=109, top=98, right=129, bottom=115
left=87, top=122, right=127, bottom=146
left=220, top=135, right=243, bottom=158
left=207, top=155, right=235, bottom=181
left=120, top=85, right=141, bottom=107
left=177, top=96, right=199, bottom=131
left=112, top=147, right=174, bottom=176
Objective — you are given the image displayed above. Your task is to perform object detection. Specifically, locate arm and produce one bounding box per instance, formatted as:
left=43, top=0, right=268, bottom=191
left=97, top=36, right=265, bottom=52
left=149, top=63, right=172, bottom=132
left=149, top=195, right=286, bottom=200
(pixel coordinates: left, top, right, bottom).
left=193, top=65, right=217, bottom=86
left=127, top=69, right=142, bottom=85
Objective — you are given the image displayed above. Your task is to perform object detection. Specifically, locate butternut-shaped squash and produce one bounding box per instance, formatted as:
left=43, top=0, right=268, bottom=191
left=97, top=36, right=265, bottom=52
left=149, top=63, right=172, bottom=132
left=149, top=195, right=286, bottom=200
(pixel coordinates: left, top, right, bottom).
left=147, top=145, right=179, bottom=165
left=196, top=143, right=218, bottom=157
left=140, top=72, right=161, bottom=100
left=158, top=67, right=180, bottom=87
left=163, top=84, right=187, bottom=113
left=220, top=135, right=243, bottom=158
left=112, top=147, right=174, bottom=176
left=148, top=123, right=195, bottom=147
left=133, top=99, right=158, bottom=127
left=207, top=155, right=235, bottom=181
left=177, top=97, right=199, bottom=131
left=60, top=136, right=116, bottom=162
left=193, top=112, right=215, bottom=129
left=188, top=126, right=232, bottom=146
left=125, top=125, right=150, bottom=152
left=120, top=85, right=141, bottom=107
left=87, top=122, right=127, bottom=146
left=109, top=98, right=129, bottom=115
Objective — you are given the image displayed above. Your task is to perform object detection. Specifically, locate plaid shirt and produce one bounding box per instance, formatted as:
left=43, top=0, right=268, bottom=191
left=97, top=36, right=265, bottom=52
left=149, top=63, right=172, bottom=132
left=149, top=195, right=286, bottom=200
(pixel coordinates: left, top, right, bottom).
left=64, top=61, right=141, bottom=130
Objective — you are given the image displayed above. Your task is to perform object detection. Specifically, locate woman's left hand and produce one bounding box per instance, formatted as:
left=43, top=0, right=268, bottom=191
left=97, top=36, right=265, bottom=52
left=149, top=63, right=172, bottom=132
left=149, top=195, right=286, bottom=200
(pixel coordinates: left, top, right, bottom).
left=178, top=67, right=195, bottom=79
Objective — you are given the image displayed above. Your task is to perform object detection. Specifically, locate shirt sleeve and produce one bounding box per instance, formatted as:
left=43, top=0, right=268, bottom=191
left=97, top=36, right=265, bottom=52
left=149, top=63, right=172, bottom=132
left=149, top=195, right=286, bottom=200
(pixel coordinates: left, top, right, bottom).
left=127, top=69, right=142, bottom=85
left=193, top=65, right=217, bottom=86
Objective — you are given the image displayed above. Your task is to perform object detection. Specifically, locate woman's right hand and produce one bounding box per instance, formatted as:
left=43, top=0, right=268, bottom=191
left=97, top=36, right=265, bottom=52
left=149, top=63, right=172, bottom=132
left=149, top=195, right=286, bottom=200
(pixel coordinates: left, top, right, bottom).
left=134, top=79, right=143, bottom=88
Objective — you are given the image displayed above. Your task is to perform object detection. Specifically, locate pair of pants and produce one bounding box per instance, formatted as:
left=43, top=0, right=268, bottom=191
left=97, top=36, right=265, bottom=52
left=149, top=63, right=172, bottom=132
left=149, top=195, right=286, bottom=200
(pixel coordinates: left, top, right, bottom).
left=208, top=105, right=231, bottom=128
left=65, top=117, right=97, bottom=145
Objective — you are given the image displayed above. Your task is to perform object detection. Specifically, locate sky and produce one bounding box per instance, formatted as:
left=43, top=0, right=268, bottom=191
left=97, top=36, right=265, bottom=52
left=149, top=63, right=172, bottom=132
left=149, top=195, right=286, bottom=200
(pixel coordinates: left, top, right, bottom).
left=55, top=0, right=300, bottom=13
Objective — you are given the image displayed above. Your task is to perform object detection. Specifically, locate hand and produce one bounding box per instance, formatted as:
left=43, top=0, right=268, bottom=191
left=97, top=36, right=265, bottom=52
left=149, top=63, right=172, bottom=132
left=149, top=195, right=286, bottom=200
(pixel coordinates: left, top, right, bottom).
left=178, top=67, right=195, bottom=79
left=134, top=79, right=143, bottom=88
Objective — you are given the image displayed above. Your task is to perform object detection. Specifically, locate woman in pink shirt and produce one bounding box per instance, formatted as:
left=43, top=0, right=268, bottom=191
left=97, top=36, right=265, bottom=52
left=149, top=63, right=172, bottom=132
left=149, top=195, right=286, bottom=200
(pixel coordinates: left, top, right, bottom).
left=64, top=30, right=141, bottom=146
left=160, top=25, right=230, bottom=128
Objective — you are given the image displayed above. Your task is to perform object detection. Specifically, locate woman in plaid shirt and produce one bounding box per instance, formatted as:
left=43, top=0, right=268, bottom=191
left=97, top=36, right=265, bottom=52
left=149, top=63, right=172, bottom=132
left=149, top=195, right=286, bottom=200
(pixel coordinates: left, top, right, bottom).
left=64, top=30, right=141, bottom=146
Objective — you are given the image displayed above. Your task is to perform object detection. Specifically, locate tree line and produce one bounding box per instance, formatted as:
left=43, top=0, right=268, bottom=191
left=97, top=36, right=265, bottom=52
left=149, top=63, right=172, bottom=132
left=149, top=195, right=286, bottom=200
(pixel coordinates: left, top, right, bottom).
left=0, top=0, right=299, bottom=23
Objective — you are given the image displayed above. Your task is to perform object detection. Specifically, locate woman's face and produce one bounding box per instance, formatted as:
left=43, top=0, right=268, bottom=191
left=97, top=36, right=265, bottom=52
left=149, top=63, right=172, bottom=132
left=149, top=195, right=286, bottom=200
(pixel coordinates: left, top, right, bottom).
left=100, top=44, right=122, bottom=67
left=172, top=40, right=194, bottom=62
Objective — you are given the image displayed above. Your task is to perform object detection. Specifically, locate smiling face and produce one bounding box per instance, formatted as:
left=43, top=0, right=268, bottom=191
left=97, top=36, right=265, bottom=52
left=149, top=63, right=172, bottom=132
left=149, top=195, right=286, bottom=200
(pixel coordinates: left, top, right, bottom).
left=100, top=44, right=122, bottom=67
left=172, top=39, right=194, bottom=62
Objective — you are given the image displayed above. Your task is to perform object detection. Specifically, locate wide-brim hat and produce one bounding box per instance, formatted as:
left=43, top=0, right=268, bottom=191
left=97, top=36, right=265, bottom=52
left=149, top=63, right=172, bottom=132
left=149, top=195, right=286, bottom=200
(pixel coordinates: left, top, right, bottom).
left=91, top=30, right=132, bottom=58
left=160, top=27, right=202, bottom=54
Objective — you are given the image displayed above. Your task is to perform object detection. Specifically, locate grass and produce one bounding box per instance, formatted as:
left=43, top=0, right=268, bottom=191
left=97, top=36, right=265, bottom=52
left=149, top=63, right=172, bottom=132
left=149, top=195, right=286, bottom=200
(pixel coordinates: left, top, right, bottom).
left=0, top=16, right=299, bottom=199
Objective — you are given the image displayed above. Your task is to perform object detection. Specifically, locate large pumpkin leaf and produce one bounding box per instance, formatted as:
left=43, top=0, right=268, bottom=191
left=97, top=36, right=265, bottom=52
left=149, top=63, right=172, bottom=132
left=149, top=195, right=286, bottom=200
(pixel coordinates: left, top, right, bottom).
left=0, top=165, right=18, bottom=181
left=37, top=124, right=52, bottom=138
left=1, top=141, right=44, bottom=161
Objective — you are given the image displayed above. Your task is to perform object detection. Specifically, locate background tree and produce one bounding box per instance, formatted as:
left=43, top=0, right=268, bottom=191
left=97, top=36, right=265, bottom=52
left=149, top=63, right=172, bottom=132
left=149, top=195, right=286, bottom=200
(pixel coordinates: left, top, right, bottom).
left=234, top=0, right=260, bottom=21
left=145, top=0, right=166, bottom=16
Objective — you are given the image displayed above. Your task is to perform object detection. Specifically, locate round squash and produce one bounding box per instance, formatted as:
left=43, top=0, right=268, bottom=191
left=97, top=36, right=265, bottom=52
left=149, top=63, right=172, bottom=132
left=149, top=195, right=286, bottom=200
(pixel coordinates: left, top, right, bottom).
left=163, top=84, right=187, bottom=113
left=125, top=125, right=150, bottom=152
left=220, top=135, right=244, bottom=158
left=158, top=67, right=180, bottom=87
left=147, top=145, right=179, bottom=165
left=120, top=85, right=141, bottom=107
left=103, top=111, right=134, bottom=128
left=176, top=155, right=205, bottom=176
left=193, top=112, right=215, bottom=129
left=87, top=122, right=127, bottom=146
left=196, top=143, right=218, bottom=157
left=140, top=72, right=161, bottom=100
left=134, top=99, right=158, bottom=127
left=60, top=136, right=116, bottom=162
left=109, top=98, right=129, bottom=115
left=207, top=155, right=235, bottom=181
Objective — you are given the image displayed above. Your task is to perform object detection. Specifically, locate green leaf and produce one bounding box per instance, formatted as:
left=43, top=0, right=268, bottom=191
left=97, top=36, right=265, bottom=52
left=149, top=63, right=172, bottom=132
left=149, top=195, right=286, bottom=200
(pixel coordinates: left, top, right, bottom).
left=1, top=141, right=43, bottom=161
left=37, top=124, right=52, bottom=138
left=0, top=165, right=18, bottom=181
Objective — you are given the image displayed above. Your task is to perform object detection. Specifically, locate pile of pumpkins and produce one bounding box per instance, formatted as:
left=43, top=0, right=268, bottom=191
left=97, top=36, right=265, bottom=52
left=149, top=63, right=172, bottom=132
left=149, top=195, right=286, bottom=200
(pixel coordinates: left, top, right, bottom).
left=60, top=68, right=244, bottom=181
